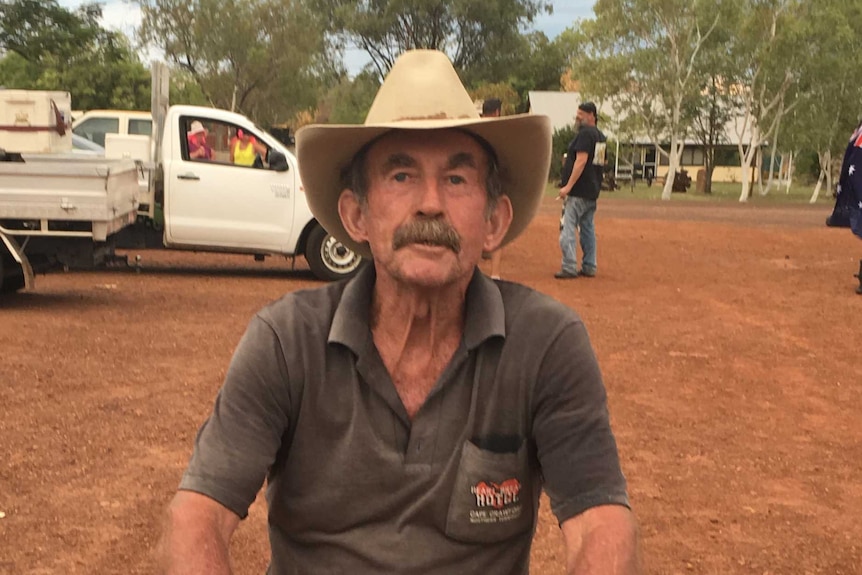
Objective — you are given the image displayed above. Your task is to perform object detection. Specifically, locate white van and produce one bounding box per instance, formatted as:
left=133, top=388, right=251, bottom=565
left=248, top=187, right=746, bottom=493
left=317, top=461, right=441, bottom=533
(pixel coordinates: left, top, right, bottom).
left=72, top=110, right=153, bottom=148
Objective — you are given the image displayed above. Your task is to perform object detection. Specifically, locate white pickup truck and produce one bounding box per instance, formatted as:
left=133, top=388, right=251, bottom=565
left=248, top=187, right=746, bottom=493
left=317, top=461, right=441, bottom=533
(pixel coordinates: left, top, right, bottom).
left=0, top=81, right=363, bottom=294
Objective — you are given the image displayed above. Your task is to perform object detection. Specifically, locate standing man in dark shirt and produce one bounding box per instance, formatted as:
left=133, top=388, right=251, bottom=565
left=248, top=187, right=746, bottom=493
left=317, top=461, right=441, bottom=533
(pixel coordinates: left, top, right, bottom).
left=556, top=102, right=607, bottom=279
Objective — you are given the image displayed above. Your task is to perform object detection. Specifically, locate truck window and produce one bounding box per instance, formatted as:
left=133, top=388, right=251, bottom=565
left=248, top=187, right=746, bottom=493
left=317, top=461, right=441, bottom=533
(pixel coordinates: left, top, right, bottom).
left=129, top=119, right=153, bottom=136
left=72, top=117, right=120, bottom=147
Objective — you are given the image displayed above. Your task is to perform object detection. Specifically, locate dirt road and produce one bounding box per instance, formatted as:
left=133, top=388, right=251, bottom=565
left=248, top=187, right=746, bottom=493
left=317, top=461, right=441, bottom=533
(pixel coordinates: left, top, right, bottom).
left=2, top=197, right=860, bottom=574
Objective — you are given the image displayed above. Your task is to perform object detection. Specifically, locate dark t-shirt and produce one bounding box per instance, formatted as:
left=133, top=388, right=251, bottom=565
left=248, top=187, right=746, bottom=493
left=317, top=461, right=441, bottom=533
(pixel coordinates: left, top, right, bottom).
left=179, top=266, right=629, bottom=574
left=560, top=125, right=607, bottom=200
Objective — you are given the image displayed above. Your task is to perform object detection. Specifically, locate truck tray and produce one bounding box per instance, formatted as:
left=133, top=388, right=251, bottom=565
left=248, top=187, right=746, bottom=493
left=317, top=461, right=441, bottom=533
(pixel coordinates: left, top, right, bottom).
left=0, top=157, right=140, bottom=241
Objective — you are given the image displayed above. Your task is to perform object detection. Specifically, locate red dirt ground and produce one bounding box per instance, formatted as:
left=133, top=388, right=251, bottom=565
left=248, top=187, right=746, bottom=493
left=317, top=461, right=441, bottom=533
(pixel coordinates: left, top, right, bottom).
left=2, top=196, right=861, bottom=574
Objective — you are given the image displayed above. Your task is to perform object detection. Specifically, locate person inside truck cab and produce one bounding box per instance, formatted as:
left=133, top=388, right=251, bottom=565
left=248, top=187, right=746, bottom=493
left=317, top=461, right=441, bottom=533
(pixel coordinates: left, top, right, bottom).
left=229, top=127, right=268, bottom=167
left=187, top=121, right=213, bottom=161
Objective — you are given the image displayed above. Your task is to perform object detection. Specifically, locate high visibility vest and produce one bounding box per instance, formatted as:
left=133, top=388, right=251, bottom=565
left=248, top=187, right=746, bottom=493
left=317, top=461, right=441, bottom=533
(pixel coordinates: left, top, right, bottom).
left=232, top=139, right=257, bottom=166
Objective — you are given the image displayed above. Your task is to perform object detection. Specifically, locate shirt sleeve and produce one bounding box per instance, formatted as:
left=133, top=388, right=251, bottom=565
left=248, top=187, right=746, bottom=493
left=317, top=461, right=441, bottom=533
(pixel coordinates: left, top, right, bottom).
left=531, top=319, right=629, bottom=524
left=560, top=139, right=579, bottom=186
left=179, top=314, right=292, bottom=518
left=571, top=130, right=595, bottom=154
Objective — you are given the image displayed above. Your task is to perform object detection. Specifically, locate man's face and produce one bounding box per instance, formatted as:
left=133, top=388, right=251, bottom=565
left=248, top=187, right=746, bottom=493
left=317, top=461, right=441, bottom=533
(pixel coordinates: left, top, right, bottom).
left=574, top=109, right=588, bottom=128
left=338, top=129, right=512, bottom=288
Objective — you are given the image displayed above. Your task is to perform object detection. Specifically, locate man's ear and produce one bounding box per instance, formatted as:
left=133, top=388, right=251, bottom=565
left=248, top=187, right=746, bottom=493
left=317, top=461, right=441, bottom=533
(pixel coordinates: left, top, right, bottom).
left=484, top=195, right=513, bottom=253
left=338, top=189, right=368, bottom=244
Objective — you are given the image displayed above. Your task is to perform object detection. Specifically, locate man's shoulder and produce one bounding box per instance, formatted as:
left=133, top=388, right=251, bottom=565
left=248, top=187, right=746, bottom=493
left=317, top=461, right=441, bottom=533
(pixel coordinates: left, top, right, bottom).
left=497, top=282, right=584, bottom=332
left=573, top=127, right=599, bottom=150
left=257, top=280, right=350, bottom=331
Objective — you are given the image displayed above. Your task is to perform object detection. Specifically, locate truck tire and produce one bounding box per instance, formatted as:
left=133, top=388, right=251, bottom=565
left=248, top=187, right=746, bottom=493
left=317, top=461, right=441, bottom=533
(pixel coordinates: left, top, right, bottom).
left=0, top=250, right=25, bottom=294
left=305, top=224, right=364, bottom=281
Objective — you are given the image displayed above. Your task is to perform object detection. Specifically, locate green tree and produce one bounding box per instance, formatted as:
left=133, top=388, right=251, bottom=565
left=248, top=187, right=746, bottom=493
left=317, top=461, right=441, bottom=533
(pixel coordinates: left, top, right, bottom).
left=688, top=10, right=741, bottom=195
left=725, top=0, right=807, bottom=202
left=321, top=71, right=381, bottom=124
left=570, top=0, right=722, bottom=200
left=507, top=32, right=567, bottom=110
left=781, top=0, right=862, bottom=202
left=310, top=0, right=552, bottom=80
left=137, top=0, right=339, bottom=127
left=0, top=0, right=150, bottom=110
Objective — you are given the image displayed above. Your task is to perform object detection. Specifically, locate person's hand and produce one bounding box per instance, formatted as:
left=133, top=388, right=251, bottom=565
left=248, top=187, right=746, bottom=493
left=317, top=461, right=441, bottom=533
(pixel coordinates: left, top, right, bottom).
left=557, top=187, right=569, bottom=200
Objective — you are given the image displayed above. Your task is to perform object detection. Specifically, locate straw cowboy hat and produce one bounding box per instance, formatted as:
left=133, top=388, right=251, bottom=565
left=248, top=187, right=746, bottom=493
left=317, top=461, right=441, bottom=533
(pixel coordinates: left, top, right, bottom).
left=296, top=49, right=552, bottom=259
left=188, top=120, right=207, bottom=135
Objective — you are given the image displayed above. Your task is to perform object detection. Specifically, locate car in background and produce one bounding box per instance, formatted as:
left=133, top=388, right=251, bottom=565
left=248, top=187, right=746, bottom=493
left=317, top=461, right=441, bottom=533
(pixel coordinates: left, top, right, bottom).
left=72, top=110, right=152, bottom=148
left=71, top=133, right=105, bottom=156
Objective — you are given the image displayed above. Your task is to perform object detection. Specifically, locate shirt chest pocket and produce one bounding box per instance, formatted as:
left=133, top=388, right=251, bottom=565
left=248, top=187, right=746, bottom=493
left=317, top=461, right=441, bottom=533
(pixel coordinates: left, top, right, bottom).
left=444, top=439, right=534, bottom=544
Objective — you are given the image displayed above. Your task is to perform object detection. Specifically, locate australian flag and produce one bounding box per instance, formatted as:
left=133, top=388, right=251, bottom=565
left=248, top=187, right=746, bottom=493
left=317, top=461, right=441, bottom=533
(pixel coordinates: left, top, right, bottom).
left=828, top=122, right=862, bottom=239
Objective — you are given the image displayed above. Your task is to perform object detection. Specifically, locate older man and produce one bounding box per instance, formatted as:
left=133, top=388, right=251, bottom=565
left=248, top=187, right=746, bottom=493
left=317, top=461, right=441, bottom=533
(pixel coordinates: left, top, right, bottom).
left=157, top=50, right=640, bottom=575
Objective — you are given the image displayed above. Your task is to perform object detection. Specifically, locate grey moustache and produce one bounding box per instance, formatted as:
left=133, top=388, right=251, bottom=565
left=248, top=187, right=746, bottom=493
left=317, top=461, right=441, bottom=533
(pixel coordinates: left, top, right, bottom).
left=392, top=219, right=462, bottom=254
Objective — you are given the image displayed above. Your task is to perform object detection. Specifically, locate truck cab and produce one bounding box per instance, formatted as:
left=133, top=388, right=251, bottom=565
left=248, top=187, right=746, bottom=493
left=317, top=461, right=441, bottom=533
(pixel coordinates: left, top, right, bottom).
left=134, top=105, right=363, bottom=281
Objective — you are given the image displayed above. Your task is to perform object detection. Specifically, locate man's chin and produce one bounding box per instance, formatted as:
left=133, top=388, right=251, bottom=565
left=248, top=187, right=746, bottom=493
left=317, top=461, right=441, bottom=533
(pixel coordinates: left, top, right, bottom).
left=391, top=258, right=466, bottom=288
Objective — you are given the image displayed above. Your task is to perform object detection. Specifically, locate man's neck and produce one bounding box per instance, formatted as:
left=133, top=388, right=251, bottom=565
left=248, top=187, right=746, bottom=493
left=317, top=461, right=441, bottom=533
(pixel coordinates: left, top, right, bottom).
left=370, top=271, right=470, bottom=352
left=369, top=271, right=472, bottom=418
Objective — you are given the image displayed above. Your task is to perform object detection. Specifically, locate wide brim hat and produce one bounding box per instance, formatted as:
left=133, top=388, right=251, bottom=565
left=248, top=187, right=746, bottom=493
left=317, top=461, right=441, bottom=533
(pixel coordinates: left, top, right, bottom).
left=189, top=120, right=206, bottom=135
left=296, top=49, right=552, bottom=259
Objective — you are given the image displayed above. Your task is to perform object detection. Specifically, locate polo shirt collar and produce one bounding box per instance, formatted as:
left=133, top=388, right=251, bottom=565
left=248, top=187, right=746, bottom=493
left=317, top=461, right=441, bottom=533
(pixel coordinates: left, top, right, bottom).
left=329, top=265, right=506, bottom=354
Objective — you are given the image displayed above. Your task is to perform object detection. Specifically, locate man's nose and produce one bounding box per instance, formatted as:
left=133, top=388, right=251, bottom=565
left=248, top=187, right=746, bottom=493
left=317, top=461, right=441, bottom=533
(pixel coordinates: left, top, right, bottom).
left=416, top=178, right=445, bottom=215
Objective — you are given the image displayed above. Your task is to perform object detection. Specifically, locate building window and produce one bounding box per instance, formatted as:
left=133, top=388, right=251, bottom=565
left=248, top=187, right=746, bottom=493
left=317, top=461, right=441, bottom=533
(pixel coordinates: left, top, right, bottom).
left=714, top=147, right=740, bottom=166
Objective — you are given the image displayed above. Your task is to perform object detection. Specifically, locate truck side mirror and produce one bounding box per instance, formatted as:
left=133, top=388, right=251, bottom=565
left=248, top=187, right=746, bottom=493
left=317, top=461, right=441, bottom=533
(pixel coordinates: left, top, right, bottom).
left=268, top=150, right=289, bottom=172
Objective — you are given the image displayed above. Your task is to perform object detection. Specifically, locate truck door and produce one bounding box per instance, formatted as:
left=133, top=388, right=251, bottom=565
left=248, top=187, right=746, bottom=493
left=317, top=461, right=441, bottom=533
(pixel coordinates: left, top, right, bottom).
left=164, top=117, right=294, bottom=251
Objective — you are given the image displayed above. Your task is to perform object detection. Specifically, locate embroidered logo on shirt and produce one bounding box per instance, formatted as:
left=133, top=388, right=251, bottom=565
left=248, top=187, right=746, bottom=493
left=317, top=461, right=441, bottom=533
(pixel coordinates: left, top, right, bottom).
left=469, top=479, right=522, bottom=524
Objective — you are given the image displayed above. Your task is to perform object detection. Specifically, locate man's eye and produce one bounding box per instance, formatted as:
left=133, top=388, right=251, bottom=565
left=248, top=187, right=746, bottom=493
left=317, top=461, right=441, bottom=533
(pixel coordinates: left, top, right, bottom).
left=448, top=175, right=466, bottom=185
left=393, top=172, right=409, bottom=182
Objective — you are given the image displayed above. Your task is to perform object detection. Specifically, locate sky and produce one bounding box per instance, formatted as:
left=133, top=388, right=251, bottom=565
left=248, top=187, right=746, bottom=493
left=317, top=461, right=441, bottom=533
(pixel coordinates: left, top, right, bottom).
left=57, top=0, right=596, bottom=73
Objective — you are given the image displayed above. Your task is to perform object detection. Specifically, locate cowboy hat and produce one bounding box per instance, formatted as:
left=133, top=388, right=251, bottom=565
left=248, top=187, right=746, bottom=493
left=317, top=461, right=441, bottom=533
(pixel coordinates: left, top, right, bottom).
left=188, top=120, right=207, bottom=135
left=296, top=49, right=552, bottom=259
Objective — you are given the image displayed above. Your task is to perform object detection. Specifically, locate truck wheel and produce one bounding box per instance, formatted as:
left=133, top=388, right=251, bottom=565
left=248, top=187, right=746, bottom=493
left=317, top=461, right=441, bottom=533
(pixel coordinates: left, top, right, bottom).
left=0, top=251, right=25, bottom=293
left=305, top=224, right=364, bottom=281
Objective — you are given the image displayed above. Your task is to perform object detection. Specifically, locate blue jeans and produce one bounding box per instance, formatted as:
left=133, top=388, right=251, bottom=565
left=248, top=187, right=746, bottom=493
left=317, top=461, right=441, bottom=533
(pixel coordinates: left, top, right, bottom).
left=559, top=196, right=597, bottom=274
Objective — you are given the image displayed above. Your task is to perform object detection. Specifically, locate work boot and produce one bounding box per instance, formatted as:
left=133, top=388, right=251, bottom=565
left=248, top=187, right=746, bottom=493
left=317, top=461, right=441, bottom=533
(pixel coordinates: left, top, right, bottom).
left=554, top=270, right=578, bottom=280
left=856, top=259, right=862, bottom=294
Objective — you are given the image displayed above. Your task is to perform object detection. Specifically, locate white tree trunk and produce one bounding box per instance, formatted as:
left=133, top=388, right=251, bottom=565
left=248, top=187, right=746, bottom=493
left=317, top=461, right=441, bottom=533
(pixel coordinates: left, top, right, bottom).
left=738, top=146, right=758, bottom=202
left=810, top=150, right=832, bottom=203
left=810, top=169, right=824, bottom=203
left=661, top=155, right=677, bottom=200
left=738, top=124, right=760, bottom=202
left=784, top=151, right=794, bottom=194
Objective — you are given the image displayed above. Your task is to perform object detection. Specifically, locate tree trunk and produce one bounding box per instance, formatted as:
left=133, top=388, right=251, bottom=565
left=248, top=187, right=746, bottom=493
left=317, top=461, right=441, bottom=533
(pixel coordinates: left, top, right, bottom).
left=810, top=167, right=824, bottom=203
left=661, top=135, right=684, bottom=200
left=738, top=147, right=757, bottom=202
left=784, top=151, right=794, bottom=194
left=763, top=103, right=784, bottom=195
left=705, top=164, right=714, bottom=195
left=738, top=124, right=760, bottom=202
left=810, top=150, right=832, bottom=203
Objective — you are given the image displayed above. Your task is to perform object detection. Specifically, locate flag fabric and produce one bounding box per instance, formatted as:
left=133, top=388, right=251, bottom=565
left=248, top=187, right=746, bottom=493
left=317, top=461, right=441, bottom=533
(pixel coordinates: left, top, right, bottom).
left=831, top=122, right=862, bottom=239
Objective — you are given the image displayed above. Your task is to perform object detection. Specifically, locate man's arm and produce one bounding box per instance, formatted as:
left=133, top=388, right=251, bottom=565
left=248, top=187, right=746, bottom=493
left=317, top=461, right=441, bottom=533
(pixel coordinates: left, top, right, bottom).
left=156, top=490, right=242, bottom=575
left=561, top=505, right=642, bottom=575
left=558, top=151, right=588, bottom=199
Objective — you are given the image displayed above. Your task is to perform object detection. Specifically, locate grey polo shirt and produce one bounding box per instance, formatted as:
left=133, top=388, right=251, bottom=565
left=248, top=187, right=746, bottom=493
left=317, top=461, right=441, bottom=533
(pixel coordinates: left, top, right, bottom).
left=180, top=265, right=629, bottom=574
